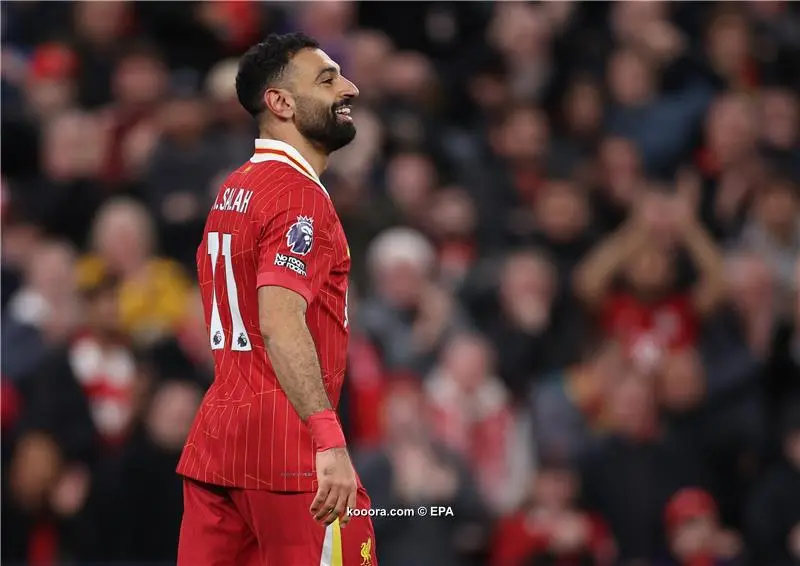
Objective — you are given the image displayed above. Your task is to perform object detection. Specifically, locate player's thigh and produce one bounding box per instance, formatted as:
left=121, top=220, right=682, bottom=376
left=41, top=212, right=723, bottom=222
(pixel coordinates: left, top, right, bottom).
left=231, top=490, right=324, bottom=566
left=178, top=478, right=260, bottom=566
left=231, top=487, right=378, bottom=566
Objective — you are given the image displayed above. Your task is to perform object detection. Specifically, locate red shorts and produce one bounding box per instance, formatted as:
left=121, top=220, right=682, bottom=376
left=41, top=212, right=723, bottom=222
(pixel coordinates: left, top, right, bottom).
left=178, top=478, right=378, bottom=566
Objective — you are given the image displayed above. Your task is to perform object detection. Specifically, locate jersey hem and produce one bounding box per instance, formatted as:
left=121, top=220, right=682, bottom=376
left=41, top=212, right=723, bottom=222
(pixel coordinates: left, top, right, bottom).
left=176, top=469, right=319, bottom=492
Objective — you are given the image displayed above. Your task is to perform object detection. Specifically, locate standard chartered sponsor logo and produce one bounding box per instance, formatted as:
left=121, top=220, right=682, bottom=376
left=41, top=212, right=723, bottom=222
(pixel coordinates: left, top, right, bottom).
left=346, top=506, right=454, bottom=518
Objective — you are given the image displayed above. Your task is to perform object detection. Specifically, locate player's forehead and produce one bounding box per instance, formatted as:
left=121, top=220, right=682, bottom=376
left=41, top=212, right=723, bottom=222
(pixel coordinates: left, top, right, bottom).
left=289, top=48, right=340, bottom=83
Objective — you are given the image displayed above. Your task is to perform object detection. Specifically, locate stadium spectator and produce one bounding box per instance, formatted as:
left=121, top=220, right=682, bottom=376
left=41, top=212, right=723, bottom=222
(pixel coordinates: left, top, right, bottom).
left=736, top=174, right=800, bottom=319
left=532, top=340, right=626, bottom=465
left=142, top=92, right=225, bottom=268
left=745, top=404, right=800, bottom=566
left=94, top=379, right=202, bottom=563
left=78, top=197, right=191, bottom=345
left=580, top=368, right=709, bottom=562
left=24, top=43, right=80, bottom=124
left=360, top=227, right=469, bottom=375
left=491, top=460, right=616, bottom=566
left=663, top=488, right=744, bottom=566
left=1, top=240, right=79, bottom=382
left=358, top=377, right=489, bottom=566
left=425, top=332, right=532, bottom=514
left=477, top=248, right=578, bottom=398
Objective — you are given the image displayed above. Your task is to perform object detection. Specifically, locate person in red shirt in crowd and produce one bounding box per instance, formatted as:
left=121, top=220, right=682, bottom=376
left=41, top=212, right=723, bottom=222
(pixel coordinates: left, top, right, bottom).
left=662, top=488, right=744, bottom=566
left=491, top=460, right=616, bottom=566
left=575, top=172, right=726, bottom=399
left=176, top=33, right=377, bottom=566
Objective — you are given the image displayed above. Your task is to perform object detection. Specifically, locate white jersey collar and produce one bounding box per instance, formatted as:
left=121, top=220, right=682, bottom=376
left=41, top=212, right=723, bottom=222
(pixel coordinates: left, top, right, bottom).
left=251, top=139, right=328, bottom=196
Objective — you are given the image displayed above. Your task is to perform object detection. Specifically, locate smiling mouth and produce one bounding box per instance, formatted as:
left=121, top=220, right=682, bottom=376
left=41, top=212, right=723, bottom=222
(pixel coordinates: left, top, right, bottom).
left=334, top=104, right=352, bottom=119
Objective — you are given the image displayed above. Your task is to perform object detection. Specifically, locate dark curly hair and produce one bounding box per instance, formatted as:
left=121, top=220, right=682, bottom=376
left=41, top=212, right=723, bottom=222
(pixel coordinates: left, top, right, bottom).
left=235, top=32, right=320, bottom=118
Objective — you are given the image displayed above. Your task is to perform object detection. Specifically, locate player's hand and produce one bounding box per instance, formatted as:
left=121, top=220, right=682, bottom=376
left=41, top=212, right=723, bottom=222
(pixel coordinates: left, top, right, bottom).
left=310, top=447, right=358, bottom=527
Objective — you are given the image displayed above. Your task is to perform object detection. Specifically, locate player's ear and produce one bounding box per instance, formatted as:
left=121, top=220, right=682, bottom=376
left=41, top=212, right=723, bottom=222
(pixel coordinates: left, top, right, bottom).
left=264, top=88, right=295, bottom=120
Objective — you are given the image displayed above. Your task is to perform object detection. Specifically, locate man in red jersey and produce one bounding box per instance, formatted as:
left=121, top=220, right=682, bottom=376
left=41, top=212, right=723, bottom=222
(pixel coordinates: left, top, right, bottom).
left=176, top=33, right=377, bottom=566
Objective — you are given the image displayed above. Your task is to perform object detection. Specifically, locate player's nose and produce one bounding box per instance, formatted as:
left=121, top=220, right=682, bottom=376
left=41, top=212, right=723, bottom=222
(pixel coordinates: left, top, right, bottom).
left=340, top=76, right=359, bottom=99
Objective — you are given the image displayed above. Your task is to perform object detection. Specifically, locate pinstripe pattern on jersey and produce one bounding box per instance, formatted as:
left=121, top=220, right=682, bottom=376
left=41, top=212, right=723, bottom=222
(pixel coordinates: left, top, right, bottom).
left=177, top=140, right=351, bottom=492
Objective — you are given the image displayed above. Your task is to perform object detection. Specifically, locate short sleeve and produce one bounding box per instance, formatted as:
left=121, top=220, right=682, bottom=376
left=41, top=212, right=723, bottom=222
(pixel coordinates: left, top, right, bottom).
left=256, top=185, right=333, bottom=305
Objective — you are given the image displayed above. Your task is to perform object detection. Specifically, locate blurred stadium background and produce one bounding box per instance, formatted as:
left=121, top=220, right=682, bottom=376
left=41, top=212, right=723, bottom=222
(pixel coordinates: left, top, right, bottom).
left=2, top=1, right=799, bottom=565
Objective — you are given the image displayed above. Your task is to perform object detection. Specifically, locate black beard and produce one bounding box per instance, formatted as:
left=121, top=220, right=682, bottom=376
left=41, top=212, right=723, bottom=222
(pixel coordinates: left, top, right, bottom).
left=295, top=97, right=356, bottom=154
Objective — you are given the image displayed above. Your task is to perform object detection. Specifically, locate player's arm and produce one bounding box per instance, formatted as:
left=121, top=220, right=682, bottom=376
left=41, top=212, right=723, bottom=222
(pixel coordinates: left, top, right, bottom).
left=258, top=288, right=356, bottom=527
left=258, top=286, right=331, bottom=419
left=255, top=183, right=357, bottom=525
left=255, top=185, right=339, bottom=421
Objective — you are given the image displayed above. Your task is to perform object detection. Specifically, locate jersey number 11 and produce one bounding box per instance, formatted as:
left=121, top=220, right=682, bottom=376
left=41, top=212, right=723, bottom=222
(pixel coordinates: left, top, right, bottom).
left=207, top=232, right=252, bottom=351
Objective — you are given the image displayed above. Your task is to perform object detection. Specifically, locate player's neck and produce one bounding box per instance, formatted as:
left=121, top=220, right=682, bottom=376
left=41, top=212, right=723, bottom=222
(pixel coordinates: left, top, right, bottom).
left=258, top=127, right=328, bottom=179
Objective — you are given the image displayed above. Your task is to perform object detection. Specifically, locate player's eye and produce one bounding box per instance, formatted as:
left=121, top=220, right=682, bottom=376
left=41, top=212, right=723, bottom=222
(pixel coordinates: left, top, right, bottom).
left=321, top=78, right=334, bottom=85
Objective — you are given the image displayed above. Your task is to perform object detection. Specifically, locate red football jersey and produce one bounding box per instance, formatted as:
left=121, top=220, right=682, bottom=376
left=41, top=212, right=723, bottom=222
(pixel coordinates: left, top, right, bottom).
left=602, top=292, right=698, bottom=361
left=177, top=139, right=351, bottom=492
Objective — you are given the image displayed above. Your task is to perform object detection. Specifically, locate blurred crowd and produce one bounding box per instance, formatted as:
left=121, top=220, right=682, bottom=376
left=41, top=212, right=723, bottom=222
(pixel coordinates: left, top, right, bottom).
left=2, top=1, right=800, bottom=566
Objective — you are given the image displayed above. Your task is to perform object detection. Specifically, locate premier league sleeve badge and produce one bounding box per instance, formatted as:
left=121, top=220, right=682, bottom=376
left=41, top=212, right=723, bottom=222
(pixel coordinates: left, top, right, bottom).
left=286, top=216, right=314, bottom=255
